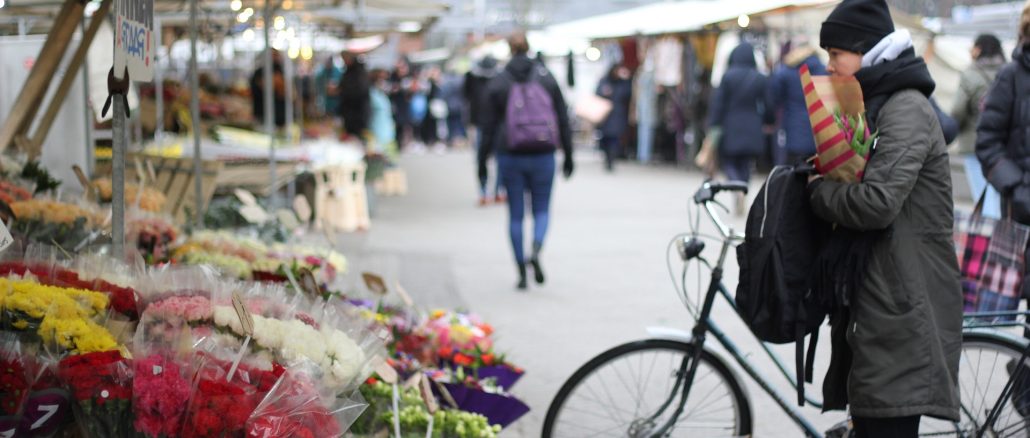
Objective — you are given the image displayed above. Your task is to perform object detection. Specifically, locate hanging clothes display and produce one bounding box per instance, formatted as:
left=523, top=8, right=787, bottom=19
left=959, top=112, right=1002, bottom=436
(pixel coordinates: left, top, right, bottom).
left=653, top=37, right=684, bottom=87
left=635, top=50, right=658, bottom=163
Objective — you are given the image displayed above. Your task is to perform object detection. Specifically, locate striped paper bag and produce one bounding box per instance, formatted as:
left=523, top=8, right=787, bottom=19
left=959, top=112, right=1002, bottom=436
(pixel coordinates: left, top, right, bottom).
left=799, top=64, right=868, bottom=183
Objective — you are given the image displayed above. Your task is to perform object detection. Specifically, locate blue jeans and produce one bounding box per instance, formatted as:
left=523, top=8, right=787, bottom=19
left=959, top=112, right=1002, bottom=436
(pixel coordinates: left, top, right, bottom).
left=498, top=153, right=555, bottom=265
left=964, top=155, right=1002, bottom=219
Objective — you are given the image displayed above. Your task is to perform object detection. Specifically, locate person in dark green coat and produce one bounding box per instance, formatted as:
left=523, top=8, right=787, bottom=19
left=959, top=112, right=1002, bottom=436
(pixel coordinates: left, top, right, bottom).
left=808, top=1, right=963, bottom=436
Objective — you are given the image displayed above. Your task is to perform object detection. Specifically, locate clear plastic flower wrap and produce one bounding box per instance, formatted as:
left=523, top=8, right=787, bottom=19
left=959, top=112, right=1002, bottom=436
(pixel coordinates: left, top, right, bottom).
left=9, top=196, right=109, bottom=252
left=125, top=209, right=179, bottom=265
left=245, top=360, right=369, bottom=438
left=131, top=314, right=194, bottom=438
left=182, top=337, right=284, bottom=438
left=0, top=333, right=33, bottom=434
left=56, top=349, right=132, bottom=438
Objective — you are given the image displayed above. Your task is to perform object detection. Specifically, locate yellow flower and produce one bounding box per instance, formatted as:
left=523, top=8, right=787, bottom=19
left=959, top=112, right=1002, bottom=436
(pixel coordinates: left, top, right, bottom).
left=0, top=278, right=118, bottom=354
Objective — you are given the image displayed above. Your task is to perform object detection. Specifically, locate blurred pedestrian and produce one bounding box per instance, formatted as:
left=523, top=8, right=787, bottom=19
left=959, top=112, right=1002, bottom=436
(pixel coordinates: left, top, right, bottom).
left=953, top=34, right=1005, bottom=218
left=314, top=56, right=342, bottom=117
left=338, top=51, right=371, bottom=141
left=480, top=32, right=574, bottom=290
left=419, top=67, right=445, bottom=152
left=767, top=39, right=826, bottom=165
left=389, top=61, right=415, bottom=150
left=812, top=0, right=961, bottom=436
left=596, top=65, right=633, bottom=172
left=440, top=69, right=468, bottom=148
left=369, top=69, right=397, bottom=157
left=707, top=41, right=770, bottom=213
left=250, top=50, right=286, bottom=128
left=466, top=56, right=505, bottom=204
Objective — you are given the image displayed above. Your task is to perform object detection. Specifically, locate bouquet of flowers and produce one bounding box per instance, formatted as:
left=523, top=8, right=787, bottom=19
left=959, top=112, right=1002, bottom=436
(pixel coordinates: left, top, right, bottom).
left=245, top=362, right=369, bottom=438
left=799, top=64, right=875, bottom=183
left=131, top=313, right=194, bottom=438
left=0, top=333, right=32, bottom=433
left=9, top=199, right=107, bottom=251
left=16, top=347, right=74, bottom=436
left=127, top=213, right=178, bottom=265
left=181, top=350, right=283, bottom=438
left=0, top=277, right=118, bottom=354
left=93, top=178, right=167, bottom=213
left=353, top=379, right=502, bottom=438
left=0, top=180, right=32, bottom=206
left=0, top=258, right=141, bottom=320
left=56, top=350, right=133, bottom=437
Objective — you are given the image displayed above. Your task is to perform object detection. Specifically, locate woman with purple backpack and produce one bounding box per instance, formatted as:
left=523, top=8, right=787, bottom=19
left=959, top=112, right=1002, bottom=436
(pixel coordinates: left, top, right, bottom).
left=479, top=32, right=575, bottom=290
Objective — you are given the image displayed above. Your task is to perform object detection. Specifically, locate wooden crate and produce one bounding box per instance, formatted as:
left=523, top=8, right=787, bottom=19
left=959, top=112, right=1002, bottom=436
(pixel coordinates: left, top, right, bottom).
left=128, top=153, right=223, bottom=224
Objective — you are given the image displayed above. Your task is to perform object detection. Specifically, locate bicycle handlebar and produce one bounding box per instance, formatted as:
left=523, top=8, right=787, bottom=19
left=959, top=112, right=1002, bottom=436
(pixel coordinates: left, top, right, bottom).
left=692, top=181, right=746, bottom=242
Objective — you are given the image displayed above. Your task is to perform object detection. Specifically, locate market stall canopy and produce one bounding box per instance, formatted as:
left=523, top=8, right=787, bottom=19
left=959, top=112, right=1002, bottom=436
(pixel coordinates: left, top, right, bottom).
left=546, top=0, right=836, bottom=40
left=0, top=0, right=448, bottom=35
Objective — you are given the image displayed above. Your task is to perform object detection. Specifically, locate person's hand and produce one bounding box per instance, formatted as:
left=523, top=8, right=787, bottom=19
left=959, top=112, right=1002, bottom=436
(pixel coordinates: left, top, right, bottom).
left=563, top=157, right=574, bottom=179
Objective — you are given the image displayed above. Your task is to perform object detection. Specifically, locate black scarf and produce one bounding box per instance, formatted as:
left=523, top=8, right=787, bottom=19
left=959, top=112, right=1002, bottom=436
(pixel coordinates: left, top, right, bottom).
left=854, top=48, right=935, bottom=132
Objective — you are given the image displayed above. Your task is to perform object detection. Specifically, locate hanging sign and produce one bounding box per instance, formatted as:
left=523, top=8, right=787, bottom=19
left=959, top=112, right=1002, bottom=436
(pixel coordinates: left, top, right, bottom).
left=114, top=0, right=155, bottom=82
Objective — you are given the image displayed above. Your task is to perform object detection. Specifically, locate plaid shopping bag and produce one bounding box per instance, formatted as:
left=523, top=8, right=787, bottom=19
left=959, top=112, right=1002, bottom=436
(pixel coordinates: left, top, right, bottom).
left=954, top=208, right=996, bottom=311
left=974, top=218, right=1030, bottom=321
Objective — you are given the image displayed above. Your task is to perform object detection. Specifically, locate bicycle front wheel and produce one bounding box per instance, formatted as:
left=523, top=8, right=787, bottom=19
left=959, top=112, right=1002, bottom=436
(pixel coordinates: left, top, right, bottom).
left=542, top=339, right=752, bottom=438
left=920, top=330, right=1030, bottom=437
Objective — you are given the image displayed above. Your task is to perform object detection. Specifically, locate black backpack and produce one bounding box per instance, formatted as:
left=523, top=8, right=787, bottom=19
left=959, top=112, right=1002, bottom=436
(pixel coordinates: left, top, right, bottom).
left=735, top=165, right=830, bottom=406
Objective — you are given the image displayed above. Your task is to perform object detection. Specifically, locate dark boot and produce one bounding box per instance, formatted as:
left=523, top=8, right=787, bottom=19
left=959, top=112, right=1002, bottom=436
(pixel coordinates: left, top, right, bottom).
left=517, top=264, right=528, bottom=290
left=529, top=243, right=545, bottom=284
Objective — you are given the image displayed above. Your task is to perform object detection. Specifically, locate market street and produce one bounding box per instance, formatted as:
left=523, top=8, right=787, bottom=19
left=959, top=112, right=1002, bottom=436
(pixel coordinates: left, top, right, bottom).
left=338, top=148, right=852, bottom=437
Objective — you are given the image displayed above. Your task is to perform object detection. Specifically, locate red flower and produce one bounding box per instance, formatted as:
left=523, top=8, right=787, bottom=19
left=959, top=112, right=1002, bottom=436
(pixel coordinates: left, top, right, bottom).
left=453, top=353, right=474, bottom=367
left=481, top=353, right=496, bottom=366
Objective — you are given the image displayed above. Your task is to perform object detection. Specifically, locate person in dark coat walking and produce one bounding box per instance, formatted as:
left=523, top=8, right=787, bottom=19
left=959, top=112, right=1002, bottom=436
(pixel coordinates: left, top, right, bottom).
left=250, top=51, right=287, bottom=128
left=810, top=1, right=962, bottom=436
left=596, top=65, right=633, bottom=172
left=768, top=41, right=826, bottom=164
left=479, top=32, right=574, bottom=290
left=707, top=42, right=771, bottom=185
left=338, top=52, right=371, bottom=140
left=465, top=56, right=505, bottom=204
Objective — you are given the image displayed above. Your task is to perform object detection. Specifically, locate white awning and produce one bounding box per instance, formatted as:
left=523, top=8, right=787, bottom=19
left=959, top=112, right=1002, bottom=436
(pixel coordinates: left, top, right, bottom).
left=546, top=0, right=835, bottom=40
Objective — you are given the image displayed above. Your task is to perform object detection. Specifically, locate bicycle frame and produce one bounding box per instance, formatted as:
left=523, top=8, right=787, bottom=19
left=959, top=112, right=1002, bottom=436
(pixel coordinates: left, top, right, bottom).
left=644, top=194, right=825, bottom=437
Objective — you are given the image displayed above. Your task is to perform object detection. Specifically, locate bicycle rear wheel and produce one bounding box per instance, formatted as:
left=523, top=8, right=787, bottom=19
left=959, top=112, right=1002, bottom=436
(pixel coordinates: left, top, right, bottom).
left=920, top=331, right=1029, bottom=437
left=542, top=339, right=751, bottom=438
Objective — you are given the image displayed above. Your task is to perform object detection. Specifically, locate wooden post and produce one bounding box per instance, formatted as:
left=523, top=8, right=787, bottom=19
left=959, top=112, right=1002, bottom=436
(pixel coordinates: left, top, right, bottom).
left=0, top=0, right=85, bottom=154
left=27, top=0, right=113, bottom=159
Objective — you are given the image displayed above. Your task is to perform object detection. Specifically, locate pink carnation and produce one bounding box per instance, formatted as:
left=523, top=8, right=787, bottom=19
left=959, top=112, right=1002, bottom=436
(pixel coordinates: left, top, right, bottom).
left=146, top=296, right=213, bottom=323
left=133, top=355, right=192, bottom=437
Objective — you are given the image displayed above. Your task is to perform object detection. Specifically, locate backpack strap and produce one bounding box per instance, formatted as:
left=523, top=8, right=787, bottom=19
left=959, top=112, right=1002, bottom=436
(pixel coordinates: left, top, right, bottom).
left=794, top=301, right=820, bottom=407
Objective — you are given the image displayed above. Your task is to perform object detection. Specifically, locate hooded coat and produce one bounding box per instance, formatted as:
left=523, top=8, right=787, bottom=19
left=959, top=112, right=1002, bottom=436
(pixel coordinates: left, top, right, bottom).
left=809, top=49, right=962, bottom=421
left=769, top=48, right=827, bottom=156
left=708, top=43, right=770, bottom=159
left=977, top=44, right=1030, bottom=222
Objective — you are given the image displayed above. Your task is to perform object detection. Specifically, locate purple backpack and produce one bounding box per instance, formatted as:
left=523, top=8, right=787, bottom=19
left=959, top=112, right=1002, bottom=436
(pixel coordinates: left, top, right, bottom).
left=505, top=71, right=560, bottom=152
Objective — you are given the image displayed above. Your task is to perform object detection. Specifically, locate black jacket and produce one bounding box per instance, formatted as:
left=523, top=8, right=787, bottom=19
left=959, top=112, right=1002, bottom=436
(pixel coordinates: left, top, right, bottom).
left=250, top=63, right=286, bottom=127
left=596, top=75, right=633, bottom=138
left=977, top=44, right=1030, bottom=203
left=338, top=61, right=371, bottom=135
left=479, top=54, right=573, bottom=162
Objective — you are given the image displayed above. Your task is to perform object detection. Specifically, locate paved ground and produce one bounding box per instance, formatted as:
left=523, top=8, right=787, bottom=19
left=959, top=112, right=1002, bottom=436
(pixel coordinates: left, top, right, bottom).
left=337, top=148, right=908, bottom=437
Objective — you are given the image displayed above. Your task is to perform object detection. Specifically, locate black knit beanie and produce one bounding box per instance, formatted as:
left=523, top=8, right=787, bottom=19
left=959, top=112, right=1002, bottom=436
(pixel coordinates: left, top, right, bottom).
left=820, top=0, right=895, bottom=54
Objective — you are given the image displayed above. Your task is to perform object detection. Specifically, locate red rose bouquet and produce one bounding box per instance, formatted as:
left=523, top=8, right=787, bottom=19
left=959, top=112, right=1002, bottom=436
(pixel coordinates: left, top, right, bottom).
left=245, top=364, right=345, bottom=438
left=0, top=334, right=31, bottom=434
left=57, top=350, right=133, bottom=437
left=16, top=349, right=74, bottom=436
left=181, top=353, right=283, bottom=438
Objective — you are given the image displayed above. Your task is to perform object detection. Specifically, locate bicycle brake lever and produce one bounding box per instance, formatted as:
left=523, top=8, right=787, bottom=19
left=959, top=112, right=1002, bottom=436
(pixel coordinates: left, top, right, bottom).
left=711, top=200, right=731, bottom=214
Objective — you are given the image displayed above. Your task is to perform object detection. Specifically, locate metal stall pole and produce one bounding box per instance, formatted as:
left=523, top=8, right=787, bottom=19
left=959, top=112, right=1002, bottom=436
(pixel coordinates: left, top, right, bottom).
left=154, top=17, right=163, bottom=142
left=284, top=46, right=296, bottom=202
left=264, top=0, right=277, bottom=206
left=112, top=93, right=127, bottom=257
left=189, top=0, right=203, bottom=226
left=81, top=16, right=95, bottom=176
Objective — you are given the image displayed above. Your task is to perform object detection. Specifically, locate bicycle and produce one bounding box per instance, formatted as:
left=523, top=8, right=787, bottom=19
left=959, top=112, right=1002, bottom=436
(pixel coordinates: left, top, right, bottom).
left=542, top=181, right=1030, bottom=437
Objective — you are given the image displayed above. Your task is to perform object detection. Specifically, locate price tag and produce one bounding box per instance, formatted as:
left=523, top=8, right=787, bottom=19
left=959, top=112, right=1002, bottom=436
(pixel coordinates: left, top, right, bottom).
left=238, top=205, right=270, bottom=224
left=0, top=220, right=12, bottom=254
left=71, top=165, right=93, bottom=200
left=297, top=268, right=321, bottom=298
left=293, top=195, right=312, bottom=223
left=231, top=292, right=254, bottom=336
left=394, top=282, right=415, bottom=308
left=234, top=189, right=259, bottom=207
left=433, top=379, right=459, bottom=410
left=361, top=272, right=388, bottom=295
left=403, top=372, right=422, bottom=389
left=374, top=361, right=398, bottom=384
left=419, top=374, right=439, bottom=414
